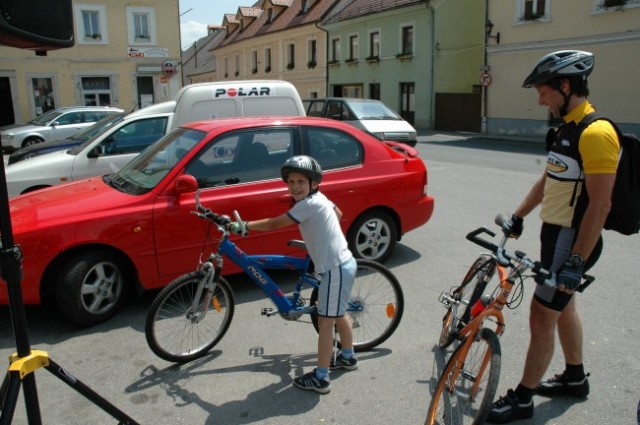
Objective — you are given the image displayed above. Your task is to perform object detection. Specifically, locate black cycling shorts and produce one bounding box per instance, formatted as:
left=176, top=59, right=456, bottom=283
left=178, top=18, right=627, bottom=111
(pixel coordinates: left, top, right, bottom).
left=534, top=222, right=602, bottom=311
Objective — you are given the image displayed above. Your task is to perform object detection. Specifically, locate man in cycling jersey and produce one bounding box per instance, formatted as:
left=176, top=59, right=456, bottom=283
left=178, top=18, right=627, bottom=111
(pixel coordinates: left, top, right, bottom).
left=228, top=155, right=358, bottom=394
left=487, top=50, right=620, bottom=423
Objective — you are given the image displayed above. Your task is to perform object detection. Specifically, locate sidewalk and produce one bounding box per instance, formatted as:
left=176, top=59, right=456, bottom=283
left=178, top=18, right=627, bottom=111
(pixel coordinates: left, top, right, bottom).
left=416, top=128, right=544, bottom=145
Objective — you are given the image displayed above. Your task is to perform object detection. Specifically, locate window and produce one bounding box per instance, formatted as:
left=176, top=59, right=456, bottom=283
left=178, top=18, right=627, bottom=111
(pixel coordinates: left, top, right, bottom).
left=331, top=38, right=341, bottom=62
left=369, top=31, right=380, bottom=58
left=348, top=35, right=359, bottom=61
left=595, top=0, right=639, bottom=10
left=264, top=48, right=272, bottom=72
left=56, top=112, right=84, bottom=125
left=126, top=6, right=157, bottom=45
left=516, top=0, right=549, bottom=21
left=401, top=25, right=413, bottom=56
left=287, top=43, right=295, bottom=69
left=370, top=83, right=381, bottom=100
left=224, top=57, right=228, bottom=78
left=99, top=117, right=168, bottom=156
left=306, top=127, right=363, bottom=171
left=81, top=76, right=112, bottom=106
left=235, top=55, right=240, bottom=76
left=251, top=50, right=258, bottom=74
left=31, top=77, right=56, bottom=115
left=308, top=39, right=317, bottom=67
left=74, top=3, right=108, bottom=44
left=186, top=129, right=294, bottom=188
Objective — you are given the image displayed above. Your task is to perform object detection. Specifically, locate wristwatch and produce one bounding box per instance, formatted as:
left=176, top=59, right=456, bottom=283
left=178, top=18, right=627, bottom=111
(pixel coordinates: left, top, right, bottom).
left=567, top=254, right=585, bottom=267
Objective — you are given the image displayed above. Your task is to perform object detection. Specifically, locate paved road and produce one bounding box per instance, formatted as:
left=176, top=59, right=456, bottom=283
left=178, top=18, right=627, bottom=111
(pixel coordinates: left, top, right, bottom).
left=1, top=133, right=638, bottom=424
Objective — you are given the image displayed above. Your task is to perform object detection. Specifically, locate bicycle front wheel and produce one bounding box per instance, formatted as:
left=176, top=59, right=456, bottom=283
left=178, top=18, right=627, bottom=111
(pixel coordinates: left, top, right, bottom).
left=311, top=259, right=404, bottom=351
left=426, top=328, right=501, bottom=425
left=145, top=271, right=235, bottom=363
left=439, top=255, right=496, bottom=349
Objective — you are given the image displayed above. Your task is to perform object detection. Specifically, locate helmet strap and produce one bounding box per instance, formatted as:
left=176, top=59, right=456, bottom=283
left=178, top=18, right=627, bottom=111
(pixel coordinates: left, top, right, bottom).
left=549, top=78, right=572, bottom=117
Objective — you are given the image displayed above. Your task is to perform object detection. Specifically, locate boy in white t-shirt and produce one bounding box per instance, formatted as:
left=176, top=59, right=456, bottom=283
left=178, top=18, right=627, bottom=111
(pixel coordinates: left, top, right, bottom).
left=229, top=155, right=357, bottom=394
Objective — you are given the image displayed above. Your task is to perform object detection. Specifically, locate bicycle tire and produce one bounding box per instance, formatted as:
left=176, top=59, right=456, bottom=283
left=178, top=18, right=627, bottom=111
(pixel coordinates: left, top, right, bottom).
left=426, top=327, right=501, bottom=425
left=438, top=255, right=496, bottom=349
left=310, top=258, right=404, bottom=351
left=145, top=271, right=235, bottom=363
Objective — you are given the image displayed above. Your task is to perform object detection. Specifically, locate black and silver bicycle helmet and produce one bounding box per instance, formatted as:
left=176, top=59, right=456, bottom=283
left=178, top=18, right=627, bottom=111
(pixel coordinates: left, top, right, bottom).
left=522, top=50, right=594, bottom=88
left=281, top=155, right=323, bottom=183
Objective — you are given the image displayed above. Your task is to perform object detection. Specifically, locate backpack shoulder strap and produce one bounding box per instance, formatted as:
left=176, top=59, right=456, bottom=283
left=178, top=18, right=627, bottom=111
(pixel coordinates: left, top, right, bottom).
left=577, top=112, right=621, bottom=138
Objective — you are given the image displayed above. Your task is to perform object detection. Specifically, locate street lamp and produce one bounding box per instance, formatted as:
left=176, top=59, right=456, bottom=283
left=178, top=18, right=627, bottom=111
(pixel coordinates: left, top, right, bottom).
left=485, top=20, right=500, bottom=44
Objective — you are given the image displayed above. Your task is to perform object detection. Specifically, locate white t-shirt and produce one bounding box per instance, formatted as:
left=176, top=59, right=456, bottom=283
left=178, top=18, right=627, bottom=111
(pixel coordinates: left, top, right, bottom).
left=287, top=191, right=353, bottom=273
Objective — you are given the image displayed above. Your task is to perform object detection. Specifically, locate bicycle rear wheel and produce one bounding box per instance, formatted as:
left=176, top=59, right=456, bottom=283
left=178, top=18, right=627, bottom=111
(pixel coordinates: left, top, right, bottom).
left=145, top=271, right=235, bottom=363
left=310, top=259, right=404, bottom=351
left=426, top=327, right=501, bottom=425
left=438, top=255, right=496, bottom=349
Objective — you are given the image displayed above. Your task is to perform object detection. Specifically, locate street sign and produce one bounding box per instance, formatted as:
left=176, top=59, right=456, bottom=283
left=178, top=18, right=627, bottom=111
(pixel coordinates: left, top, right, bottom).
left=480, top=72, right=492, bottom=87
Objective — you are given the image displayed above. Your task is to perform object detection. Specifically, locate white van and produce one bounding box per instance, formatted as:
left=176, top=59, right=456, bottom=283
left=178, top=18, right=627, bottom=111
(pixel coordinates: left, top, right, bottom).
left=304, top=98, right=417, bottom=147
left=6, top=80, right=305, bottom=196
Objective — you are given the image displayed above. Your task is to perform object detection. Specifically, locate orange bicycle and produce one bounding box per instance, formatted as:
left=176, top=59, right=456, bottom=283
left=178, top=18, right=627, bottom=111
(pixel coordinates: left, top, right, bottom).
left=426, top=215, right=594, bottom=425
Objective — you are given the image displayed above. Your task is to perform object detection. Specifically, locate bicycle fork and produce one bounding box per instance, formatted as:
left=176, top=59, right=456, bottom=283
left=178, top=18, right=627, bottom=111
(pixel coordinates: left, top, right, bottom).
left=187, top=263, right=219, bottom=323
left=446, top=340, right=493, bottom=403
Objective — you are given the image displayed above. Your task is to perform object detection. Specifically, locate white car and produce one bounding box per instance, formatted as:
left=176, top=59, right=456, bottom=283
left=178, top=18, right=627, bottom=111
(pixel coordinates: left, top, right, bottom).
left=0, top=106, right=123, bottom=152
left=304, top=98, right=417, bottom=147
left=6, top=103, right=173, bottom=197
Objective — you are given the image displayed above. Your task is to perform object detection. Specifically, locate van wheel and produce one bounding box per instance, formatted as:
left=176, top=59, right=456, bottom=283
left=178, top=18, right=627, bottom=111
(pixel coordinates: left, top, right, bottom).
left=347, top=210, right=397, bottom=263
left=55, top=250, right=129, bottom=326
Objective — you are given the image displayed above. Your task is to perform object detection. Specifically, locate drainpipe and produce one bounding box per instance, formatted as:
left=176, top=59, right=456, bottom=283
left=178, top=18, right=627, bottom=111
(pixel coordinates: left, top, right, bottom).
left=427, top=1, right=435, bottom=130
left=482, top=0, right=490, bottom=134
left=316, top=20, right=329, bottom=97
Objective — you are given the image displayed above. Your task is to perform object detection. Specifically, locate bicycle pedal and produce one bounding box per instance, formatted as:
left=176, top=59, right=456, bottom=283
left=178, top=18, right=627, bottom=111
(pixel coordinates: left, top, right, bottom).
left=261, top=307, right=277, bottom=317
left=438, top=291, right=454, bottom=306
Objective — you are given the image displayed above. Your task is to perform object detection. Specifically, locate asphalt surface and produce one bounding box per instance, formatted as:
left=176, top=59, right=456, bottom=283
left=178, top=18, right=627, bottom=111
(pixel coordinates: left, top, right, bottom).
left=1, top=132, right=639, bottom=425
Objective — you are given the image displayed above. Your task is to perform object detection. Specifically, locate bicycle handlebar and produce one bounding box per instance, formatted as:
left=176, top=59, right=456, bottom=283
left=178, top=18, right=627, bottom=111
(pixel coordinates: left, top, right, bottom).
left=465, top=215, right=595, bottom=292
left=193, top=191, right=231, bottom=228
left=466, top=218, right=551, bottom=283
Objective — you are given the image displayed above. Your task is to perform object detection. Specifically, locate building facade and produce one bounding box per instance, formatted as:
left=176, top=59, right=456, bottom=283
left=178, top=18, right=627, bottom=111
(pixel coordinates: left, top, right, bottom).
left=0, top=0, right=182, bottom=127
left=322, top=0, right=484, bottom=131
left=208, top=0, right=342, bottom=100
left=485, top=0, right=640, bottom=138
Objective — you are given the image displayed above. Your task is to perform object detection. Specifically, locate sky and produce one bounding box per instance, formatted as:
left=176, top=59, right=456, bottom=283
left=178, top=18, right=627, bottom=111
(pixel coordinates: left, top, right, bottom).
left=179, top=0, right=248, bottom=49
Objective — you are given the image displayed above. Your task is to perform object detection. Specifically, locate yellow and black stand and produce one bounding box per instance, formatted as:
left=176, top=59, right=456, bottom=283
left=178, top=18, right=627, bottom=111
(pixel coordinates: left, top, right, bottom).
left=0, top=151, right=138, bottom=424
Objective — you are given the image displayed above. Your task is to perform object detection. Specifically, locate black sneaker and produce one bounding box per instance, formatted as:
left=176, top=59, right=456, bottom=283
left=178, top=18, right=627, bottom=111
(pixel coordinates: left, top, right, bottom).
left=293, top=369, right=331, bottom=394
left=536, top=370, right=590, bottom=398
left=330, top=353, right=358, bottom=370
left=487, top=389, right=534, bottom=423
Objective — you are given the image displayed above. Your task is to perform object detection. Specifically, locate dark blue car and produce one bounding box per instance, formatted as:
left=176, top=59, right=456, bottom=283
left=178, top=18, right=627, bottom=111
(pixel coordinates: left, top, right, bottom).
left=7, top=113, right=126, bottom=164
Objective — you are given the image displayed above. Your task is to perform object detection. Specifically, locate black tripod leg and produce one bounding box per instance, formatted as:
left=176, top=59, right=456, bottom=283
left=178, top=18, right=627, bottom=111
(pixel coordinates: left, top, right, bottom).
left=45, top=358, right=139, bottom=425
left=0, top=371, right=21, bottom=425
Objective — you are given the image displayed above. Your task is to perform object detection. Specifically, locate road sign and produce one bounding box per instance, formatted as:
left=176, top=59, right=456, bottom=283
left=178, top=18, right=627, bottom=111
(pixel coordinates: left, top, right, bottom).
left=480, top=72, right=492, bottom=87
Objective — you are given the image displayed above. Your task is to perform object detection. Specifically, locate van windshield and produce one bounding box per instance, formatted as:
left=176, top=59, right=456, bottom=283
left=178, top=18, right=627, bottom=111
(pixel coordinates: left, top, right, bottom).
left=348, top=101, right=401, bottom=120
left=104, top=128, right=206, bottom=195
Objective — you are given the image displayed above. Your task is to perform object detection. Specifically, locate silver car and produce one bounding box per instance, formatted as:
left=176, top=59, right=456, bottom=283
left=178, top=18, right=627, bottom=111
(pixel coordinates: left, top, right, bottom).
left=0, top=106, right=124, bottom=152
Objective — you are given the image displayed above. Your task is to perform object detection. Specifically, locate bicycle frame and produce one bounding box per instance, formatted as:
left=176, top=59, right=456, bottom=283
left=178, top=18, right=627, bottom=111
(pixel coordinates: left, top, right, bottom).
left=203, top=232, right=319, bottom=317
left=443, top=227, right=536, bottom=402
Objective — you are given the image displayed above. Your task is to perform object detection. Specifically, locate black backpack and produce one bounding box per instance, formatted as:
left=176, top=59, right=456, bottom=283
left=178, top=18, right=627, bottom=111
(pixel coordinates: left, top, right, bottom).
left=577, top=113, right=640, bottom=235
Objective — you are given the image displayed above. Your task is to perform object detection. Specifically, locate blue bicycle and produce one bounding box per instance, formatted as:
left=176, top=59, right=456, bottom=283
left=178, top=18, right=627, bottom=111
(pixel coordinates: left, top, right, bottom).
left=145, top=192, right=404, bottom=363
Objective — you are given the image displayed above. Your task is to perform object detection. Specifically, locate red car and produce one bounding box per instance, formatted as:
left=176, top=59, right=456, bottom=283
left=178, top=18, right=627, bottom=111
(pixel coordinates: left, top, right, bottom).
left=4, top=116, right=434, bottom=326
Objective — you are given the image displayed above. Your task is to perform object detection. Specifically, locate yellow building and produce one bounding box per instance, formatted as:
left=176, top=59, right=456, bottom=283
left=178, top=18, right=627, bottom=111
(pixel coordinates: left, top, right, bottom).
left=0, top=0, right=182, bottom=127
left=485, top=0, right=640, bottom=137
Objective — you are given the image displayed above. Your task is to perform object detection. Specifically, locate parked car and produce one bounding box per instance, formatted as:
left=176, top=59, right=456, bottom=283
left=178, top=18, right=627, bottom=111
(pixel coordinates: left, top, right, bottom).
left=5, top=103, right=173, bottom=197
left=6, top=80, right=306, bottom=197
left=6, top=116, right=435, bottom=326
left=0, top=106, right=124, bottom=152
left=7, top=112, right=127, bottom=164
left=304, top=98, right=417, bottom=147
